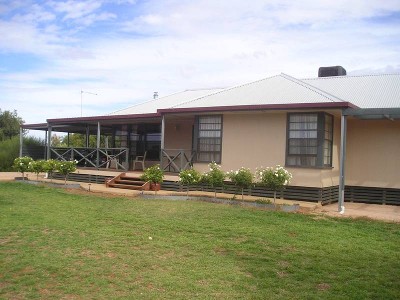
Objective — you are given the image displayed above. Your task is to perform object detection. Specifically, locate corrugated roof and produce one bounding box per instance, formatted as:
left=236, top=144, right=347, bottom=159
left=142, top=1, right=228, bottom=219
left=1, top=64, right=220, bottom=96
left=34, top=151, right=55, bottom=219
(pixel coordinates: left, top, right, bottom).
left=109, top=73, right=400, bottom=116
left=303, top=74, right=400, bottom=108
left=109, top=88, right=224, bottom=115
left=172, top=73, right=346, bottom=109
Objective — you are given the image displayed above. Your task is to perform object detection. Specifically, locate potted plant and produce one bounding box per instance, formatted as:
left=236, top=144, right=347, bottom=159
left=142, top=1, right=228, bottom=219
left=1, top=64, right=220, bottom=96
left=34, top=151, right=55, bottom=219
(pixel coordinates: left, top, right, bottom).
left=256, top=165, right=292, bottom=207
left=179, top=168, right=201, bottom=199
left=227, top=167, right=254, bottom=201
left=13, top=156, right=33, bottom=180
left=141, top=164, right=164, bottom=193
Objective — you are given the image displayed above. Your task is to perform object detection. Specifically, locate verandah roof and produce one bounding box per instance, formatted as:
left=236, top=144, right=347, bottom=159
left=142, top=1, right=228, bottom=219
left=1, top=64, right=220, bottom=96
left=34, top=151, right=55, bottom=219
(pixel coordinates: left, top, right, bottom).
left=22, top=72, right=400, bottom=131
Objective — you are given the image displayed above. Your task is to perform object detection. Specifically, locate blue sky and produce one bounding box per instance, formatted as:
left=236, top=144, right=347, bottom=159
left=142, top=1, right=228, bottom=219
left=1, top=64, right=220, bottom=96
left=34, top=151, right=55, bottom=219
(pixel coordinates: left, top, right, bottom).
left=0, top=0, right=399, bottom=127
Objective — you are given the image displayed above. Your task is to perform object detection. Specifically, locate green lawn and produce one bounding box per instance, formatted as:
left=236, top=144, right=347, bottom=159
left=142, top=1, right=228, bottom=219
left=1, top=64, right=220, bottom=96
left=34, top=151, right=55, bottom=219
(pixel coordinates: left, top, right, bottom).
left=1, top=182, right=399, bottom=299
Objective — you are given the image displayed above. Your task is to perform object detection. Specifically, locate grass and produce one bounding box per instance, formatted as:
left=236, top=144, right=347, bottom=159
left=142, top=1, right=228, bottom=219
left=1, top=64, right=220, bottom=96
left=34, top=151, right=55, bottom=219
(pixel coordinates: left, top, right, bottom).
left=0, top=182, right=399, bottom=299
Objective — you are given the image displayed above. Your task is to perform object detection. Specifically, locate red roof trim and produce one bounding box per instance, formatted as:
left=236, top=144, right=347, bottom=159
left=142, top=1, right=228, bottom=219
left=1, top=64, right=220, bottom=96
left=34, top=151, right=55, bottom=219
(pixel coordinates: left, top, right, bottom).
left=158, top=102, right=357, bottom=114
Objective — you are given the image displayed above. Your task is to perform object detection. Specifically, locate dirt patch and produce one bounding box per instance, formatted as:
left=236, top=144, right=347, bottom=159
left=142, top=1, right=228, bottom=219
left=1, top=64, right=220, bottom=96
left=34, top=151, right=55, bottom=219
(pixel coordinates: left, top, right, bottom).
left=278, top=261, right=290, bottom=268
left=316, top=283, right=331, bottom=291
left=105, top=252, right=117, bottom=258
left=276, top=271, right=288, bottom=278
left=214, top=247, right=229, bottom=255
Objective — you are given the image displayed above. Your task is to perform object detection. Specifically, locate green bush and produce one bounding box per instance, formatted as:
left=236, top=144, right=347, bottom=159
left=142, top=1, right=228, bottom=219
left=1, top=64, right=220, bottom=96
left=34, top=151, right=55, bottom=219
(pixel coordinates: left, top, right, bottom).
left=179, top=168, right=201, bottom=198
left=44, top=159, right=60, bottom=181
left=227, top=167, right=254, bottom=200
left=56, top=160, right=77, bottom=184
left=0, top=136, right=19, bottom=171
left=256, top=165, right=292, bottom=205
left=202, top=162, right=226, bottom=198
left=0, top=136, right=45, bottom=172
left=29, top=160, right=46, bottom=180
left=13, top=156, right=33, bottom=179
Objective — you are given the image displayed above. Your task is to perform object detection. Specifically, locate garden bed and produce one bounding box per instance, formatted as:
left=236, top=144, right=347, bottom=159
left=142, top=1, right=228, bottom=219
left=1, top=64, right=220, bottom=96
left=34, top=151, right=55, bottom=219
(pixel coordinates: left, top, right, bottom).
left=140, top=194, right=300, bottom=212
left=14, top=178, right=81, bottom=189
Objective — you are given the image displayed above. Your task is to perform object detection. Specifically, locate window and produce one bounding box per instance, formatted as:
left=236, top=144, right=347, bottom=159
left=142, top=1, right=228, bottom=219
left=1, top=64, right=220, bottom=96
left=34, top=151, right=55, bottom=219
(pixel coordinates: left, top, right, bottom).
left=286, top=113, right=333, bottom=167
left=195, top=115, right=222, bottom=163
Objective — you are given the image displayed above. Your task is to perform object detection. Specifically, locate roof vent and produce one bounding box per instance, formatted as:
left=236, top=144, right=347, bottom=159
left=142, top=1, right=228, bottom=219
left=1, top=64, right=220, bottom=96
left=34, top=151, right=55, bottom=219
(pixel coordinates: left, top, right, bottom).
left=318, top=66, right=346, bottom=77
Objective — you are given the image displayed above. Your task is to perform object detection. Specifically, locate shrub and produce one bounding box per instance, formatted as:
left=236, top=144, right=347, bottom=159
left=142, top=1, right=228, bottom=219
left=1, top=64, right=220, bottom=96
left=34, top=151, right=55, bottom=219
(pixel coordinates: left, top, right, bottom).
left=256, top=165, right=292, bottom=205
left=227, top=167, right=254, bottom=200
left=0, top=136, right=20, bottom=171
left=202, top=162, right=226, bottom=199
left=13, top=156, right=33, bottom=179
left=179, top=168, right=201, bottom=198
left=56, top=160, right=77, bottom=184
left=29, top=160, right=46, bottom=180
left=43, top=159, right=60, bottom=182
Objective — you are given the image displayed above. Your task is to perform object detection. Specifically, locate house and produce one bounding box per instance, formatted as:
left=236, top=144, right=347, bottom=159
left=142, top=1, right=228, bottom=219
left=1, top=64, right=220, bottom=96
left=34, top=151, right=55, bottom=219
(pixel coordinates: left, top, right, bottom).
left=22, top=66, right=400, bottom=206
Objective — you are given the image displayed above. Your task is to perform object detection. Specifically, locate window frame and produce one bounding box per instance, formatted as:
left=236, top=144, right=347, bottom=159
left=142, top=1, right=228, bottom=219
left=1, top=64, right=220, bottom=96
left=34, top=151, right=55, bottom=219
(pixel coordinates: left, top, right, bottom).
left=193, top=115, right=223, bottom=164
left=285, top=112, right=334, bottom=168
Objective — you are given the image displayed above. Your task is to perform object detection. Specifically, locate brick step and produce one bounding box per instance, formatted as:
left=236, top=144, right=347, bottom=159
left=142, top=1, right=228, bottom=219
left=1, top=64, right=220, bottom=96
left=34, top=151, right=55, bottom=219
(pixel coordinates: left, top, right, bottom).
left=115, top=179, right=146, bottom=185
left=108, top=183, right=146, bottom=190
left=120, top=176, right=143, bottom=181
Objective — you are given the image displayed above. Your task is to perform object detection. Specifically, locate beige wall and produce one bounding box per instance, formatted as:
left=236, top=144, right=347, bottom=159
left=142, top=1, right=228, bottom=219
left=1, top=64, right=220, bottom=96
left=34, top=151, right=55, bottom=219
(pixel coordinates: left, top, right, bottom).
left=164, top=117, right=194, bottom=150
left=166, top=112, right=400, bottom=190
left=194, top=112, right=341, bottom=188
left=345, top=119, right=400, bottom=188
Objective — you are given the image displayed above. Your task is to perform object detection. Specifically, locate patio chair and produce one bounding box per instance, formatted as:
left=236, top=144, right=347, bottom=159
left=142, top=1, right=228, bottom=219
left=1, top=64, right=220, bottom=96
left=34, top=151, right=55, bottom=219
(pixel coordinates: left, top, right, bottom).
left=132, top=151, right=147, bottom=171
left=108, top=157, right=119, bottom=170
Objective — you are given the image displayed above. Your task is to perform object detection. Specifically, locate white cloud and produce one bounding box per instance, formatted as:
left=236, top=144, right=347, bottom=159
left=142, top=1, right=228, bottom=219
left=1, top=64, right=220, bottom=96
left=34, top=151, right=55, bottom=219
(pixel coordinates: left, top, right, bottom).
left=0, top=0, right=399, bottom=127
left=48, top=0, right=102, bottom=20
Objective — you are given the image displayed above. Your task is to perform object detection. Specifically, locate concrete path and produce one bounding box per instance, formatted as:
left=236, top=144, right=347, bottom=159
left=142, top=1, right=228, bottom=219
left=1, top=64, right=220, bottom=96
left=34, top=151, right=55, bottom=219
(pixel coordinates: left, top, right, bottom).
left=1, top=172, right=399, bottom=223
left=315, top=202, right=400, bottom=223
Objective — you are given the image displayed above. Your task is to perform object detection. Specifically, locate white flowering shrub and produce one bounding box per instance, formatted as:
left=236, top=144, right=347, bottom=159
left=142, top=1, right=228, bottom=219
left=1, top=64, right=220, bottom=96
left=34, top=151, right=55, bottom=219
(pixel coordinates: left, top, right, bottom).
left=13, top=156, right=33, bottom=179
left=43, top=159, right=60, bottom=181
left=179, top=168, right=201, bottom=198
left=28, top=160, right=46, bottom=180
left=256, top=165, right=292, bottom=204
left=179, top=168, right=201, bottom=186
left=56, top=160, right=77, bottom=184
left=202, top=162, right=226, bottom=198
left=227, top=167, right=254, bottom=200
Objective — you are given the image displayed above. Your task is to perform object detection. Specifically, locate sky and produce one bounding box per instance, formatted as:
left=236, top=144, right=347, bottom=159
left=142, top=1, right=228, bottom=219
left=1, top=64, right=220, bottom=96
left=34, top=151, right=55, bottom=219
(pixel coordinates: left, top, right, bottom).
left=0, top=0, right=399, bottom=127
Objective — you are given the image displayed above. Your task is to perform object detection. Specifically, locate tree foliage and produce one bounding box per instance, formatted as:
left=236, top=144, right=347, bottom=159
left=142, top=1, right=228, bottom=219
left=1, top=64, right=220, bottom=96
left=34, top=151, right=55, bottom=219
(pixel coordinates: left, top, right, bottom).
left=0, top=109, right=24, bottom=141
left=60, top=133, right=106, bottom=148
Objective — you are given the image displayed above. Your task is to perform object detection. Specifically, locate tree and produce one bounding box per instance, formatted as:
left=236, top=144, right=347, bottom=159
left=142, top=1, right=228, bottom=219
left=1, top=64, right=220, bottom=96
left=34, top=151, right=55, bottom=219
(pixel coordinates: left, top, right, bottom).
left=61, top=133, right=106, bottom=148
left=0, top=109, right=24, bottom=141
left=51, top=134, right=63, bottom=147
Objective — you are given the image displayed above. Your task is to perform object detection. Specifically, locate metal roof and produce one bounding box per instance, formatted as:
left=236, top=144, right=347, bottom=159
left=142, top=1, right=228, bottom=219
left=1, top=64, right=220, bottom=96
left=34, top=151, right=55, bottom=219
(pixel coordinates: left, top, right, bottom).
left=109, top=88, right=224, bottom=116
left=303, top=74, right=400, bottom=108
left=171, top=73, right=346, bottom=109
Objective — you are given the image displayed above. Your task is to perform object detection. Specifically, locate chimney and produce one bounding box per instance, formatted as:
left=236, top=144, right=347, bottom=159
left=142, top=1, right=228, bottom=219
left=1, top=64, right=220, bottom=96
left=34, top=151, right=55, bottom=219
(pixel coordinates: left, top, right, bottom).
left=318, top=66, right=346, bottom=77
left=153, top=91, right=158, bottom=99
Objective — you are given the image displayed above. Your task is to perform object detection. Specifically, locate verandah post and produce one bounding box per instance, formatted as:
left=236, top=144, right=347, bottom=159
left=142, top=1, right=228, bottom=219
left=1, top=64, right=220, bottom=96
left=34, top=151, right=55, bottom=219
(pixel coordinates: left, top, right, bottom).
left=338, top=113, right=347, bottom=213
left=96, top=122, right=101, bottom=169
